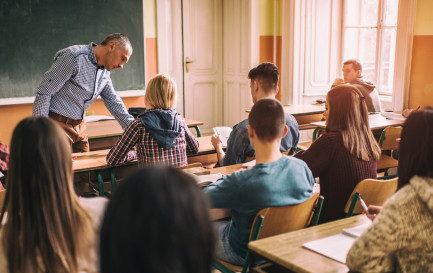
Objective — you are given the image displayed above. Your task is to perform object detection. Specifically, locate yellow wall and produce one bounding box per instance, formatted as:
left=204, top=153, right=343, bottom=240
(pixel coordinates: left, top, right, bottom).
left=259, top=0, right=282, bottom=101
left=408, top=0, right=433, bottom=108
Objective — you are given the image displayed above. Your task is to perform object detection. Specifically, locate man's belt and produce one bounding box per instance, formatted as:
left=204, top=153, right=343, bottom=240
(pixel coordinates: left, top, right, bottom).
left=49, top=111, right=83, bottom=127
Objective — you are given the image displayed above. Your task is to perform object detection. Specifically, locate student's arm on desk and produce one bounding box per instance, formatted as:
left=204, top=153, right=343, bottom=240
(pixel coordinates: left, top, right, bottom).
left=203, top=174, right=240, bottom=208
left=346, top=201, right=400, bottom=272
left=106, top=120, right=139, bottom=166
left=211, top=135, right=225, bottom=166
left=182, top=118, right=199, bottom=154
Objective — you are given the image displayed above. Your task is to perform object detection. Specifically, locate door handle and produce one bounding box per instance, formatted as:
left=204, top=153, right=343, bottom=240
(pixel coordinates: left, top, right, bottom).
left=185, top=57, right=195, bottom=73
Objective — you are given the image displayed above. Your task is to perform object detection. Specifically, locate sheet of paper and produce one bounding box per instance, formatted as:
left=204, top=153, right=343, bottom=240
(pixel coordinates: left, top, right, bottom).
left=381, top=112, right=406, bottom=121
left=341, top=222, right=371, bottom=238
left=84, top=115, right=116, bottom=123
left=242, top=159, right=256, bottom=168
left=303, top=233, right=356, bottom=264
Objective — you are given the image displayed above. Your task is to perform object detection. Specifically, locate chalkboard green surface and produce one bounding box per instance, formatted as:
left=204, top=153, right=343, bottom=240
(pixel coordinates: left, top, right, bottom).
left=0, top=0, right=145, bottom=99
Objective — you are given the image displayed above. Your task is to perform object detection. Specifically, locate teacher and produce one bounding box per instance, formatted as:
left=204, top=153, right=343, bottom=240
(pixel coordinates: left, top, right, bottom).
left=32, top=33, right=135, bottom=152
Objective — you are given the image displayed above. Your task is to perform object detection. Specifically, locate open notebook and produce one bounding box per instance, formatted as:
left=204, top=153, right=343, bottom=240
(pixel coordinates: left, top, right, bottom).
left=302, top=221, right=371, bottom=264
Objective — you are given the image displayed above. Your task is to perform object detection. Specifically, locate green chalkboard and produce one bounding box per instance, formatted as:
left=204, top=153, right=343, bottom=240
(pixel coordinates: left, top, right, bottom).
left=0, top=0, right=145, bottom=99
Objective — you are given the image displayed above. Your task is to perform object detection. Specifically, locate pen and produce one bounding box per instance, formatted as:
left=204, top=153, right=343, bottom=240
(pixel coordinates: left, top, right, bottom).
left=359, top=196, right=369, bottom=214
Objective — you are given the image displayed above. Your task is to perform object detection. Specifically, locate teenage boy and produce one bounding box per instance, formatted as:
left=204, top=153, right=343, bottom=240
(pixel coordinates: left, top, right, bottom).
left=211, top=62, right=299, bottom=166
left=204, top=98, right=314, bottom=265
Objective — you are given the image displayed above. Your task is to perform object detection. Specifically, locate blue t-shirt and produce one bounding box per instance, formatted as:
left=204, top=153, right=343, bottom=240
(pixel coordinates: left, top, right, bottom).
left=222, top=113, right=299, bottom=166
left=204, top=155, right=314, bottom=258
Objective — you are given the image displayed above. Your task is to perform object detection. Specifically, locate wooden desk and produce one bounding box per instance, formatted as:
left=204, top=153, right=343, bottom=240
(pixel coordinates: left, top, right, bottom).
left=86, top=118, right=204, bottom=150
left=246, top=104, right=325, bottom=131
left=73, top=136, right=216, bottom=196
left=249, top=215, right=370, bottom=273
left=310, top=113, right=405, bottom=130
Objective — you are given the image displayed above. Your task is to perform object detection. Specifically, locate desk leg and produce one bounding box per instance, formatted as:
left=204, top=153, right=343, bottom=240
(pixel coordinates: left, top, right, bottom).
left=94, top=170, right=104, bottom=197
left=109, top=168, right=116, bottom=193
left=194, top=126, right=202, bottom=137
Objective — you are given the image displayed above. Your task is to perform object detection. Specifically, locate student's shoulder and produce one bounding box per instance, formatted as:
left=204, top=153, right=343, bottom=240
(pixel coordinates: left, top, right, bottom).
left=233, top=118, right=248, bottom=130
left=281, top=155, right=311, bottom=169
left=56, top=44, right=90, bottom=59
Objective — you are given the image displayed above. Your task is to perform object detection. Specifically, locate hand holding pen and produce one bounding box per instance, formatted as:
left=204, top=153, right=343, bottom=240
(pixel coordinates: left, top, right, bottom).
left=359, top=196, right=382, bottom=221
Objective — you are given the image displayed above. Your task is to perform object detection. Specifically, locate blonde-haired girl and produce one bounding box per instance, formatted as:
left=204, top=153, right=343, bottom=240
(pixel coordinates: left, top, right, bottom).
left=107, top=74, right=199, bottom=166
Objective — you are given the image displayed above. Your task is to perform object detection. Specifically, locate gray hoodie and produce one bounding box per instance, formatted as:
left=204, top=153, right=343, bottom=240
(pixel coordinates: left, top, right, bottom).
left=140, top=108, right=182, bottom=149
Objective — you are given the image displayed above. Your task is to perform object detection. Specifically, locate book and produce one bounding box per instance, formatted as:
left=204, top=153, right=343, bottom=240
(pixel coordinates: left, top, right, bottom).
left=302, top=221, right=371, bottom=264
left=213, top=127, right=232, bottom=148
left=381, top=112, right=406, bottom=121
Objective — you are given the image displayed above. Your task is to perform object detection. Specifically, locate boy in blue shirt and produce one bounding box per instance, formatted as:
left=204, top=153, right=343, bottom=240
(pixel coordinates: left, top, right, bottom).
left=204, top=98, right=314, bottom=265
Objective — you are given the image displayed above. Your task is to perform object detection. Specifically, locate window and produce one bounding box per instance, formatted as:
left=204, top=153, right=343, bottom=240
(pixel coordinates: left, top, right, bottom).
left=342, top=0, right=399, bottom=96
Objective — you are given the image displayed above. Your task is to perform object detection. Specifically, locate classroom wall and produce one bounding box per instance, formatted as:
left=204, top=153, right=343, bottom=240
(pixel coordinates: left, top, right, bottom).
left=408, top=0, right=433, bottom=108
left=259, top=0, right=282, bottom=101
left=0, top=0, right=159, bottom=146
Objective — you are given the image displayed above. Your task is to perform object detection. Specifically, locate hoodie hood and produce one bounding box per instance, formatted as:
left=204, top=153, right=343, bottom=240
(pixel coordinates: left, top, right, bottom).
left=351, top=77, right=376, bottom=92
left=410, top=175, right=433, bottom=213
left=140, top=108, right=182, bottom=149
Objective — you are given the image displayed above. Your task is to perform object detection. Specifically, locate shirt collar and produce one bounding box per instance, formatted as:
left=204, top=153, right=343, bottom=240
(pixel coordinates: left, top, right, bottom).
left=88, top=42, right=99, bottom=66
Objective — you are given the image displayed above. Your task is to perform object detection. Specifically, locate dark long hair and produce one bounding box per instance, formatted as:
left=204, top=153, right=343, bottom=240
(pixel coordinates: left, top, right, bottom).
left=0, top=117, right=92, bottom=273
left=398, top=107, right=433, bottom=189
left=100, top=167, right=215, bottom=273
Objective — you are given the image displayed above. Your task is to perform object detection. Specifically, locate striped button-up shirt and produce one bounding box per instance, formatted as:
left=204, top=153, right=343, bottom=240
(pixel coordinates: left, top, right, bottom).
left=32, top=43, right=134, bottom=129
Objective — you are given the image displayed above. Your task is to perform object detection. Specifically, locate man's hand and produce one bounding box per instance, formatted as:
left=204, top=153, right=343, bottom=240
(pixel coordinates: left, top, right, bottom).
left=211, top=134, right=222, bottom=149
left=332, top=78, right=345, bottom=87
left=211, top=134, right=225, bottom=166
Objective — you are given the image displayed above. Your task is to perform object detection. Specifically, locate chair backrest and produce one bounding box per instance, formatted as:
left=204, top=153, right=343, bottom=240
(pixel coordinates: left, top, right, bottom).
left=251, top=193, right=320, bottom=240
left=344, top=177, right=398, bottom=215
left=0, top=190, right=5, bottom=209
left=379, top=126, right=402, bottom=150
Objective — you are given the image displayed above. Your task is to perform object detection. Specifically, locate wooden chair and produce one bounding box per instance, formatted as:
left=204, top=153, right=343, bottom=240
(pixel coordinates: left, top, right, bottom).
left=213, top=193, right=324, bottom=273
left=344, top=177, right=398, bottom=217
left=0, top=190, right=5, bottom=209
left=377, top=126, right=402, bottom=176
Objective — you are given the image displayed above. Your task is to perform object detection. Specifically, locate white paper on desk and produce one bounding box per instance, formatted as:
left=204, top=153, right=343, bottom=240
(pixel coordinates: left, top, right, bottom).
left=242, top=160, right=256, bottom=168
left=193, top=173, right=223, bottom=187
left=213, top=127, right=232, bottom=148
left=303, top=233, right=356, bottom=264
left=341, top=222, right=371, bottom=238
left=84, top=115, right=115, bottom=123
left=381, top=112, right=406, bottom=121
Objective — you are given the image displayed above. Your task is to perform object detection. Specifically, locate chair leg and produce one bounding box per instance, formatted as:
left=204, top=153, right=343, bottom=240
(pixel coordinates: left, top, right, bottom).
left=95, top=170, right=104, bottom=197
left=346, top=192, right=360, bottom=217
left=109, top=168, right=116, bottom=193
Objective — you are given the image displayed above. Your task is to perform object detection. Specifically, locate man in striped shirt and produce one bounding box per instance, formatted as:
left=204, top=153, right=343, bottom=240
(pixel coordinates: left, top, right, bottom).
left=33, top=33, right=135, bottom=153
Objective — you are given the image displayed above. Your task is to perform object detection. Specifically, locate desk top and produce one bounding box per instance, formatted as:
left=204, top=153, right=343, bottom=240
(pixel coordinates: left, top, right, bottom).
left=72, top=136, right=215, bottom=172
left=249, top=215, right=370, bottom=273
left=86, top=118, right=204, bottom=140
left=310, top=113, right=405, bottom=130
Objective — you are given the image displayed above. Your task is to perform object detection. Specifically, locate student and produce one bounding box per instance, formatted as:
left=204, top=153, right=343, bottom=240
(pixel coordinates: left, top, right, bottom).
left=0, top=117, right=108, bottom=273
left=295, top=85, right=381, bottom=223
left=204, top=98, right=314, bottom=265
left=100, top=167, right=215, bottom=273
left=211, top=62, right=299, bottom=166
left=347, top=108, right=433, bottom=272
left=107, top=74, right=199, bottom=167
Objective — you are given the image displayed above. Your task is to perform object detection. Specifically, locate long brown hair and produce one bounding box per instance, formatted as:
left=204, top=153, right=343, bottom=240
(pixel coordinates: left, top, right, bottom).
left=326, top=85, right=381, bottom=161
left=398, top=107, right=433, bottom=189
left=0, top=117, right=92, bottom=273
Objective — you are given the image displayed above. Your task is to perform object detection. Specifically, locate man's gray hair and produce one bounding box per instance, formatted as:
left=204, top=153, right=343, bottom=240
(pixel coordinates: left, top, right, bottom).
left=101, top=33, right=132, bottom=52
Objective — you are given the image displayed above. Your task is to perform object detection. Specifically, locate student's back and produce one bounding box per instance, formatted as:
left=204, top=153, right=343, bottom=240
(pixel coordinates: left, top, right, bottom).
left=0, top=117, right=107, bottom=273
left=205, top=99, right=314, bottom=265
left=107, top=74, right=199, bottom=167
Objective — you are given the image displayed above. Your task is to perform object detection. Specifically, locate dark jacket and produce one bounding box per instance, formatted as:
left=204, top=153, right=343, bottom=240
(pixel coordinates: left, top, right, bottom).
left=140, top=108, right=182, bottom=149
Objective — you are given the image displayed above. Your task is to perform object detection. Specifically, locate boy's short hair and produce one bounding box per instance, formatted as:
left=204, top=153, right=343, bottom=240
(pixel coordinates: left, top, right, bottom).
left=248, top=62, right=279, bottom=93
left=248, top=98, right=285, bottom=142
left=343, top=59, right=362, bottom=72
left=145, top=74, right=177, bottom=109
